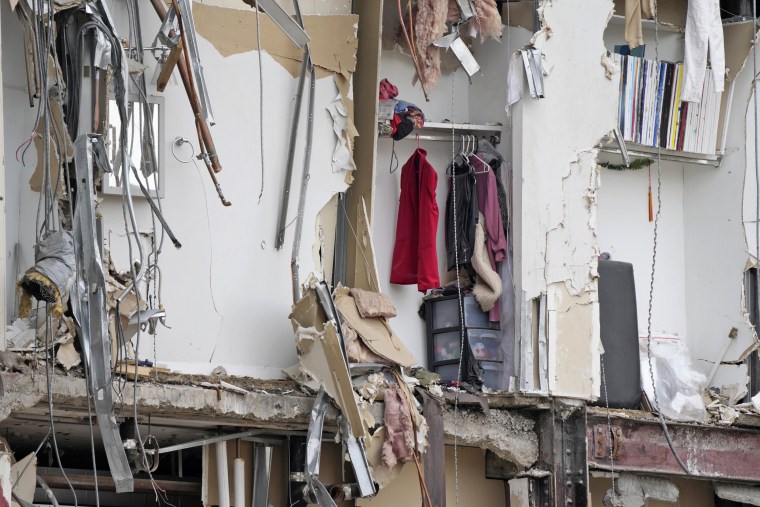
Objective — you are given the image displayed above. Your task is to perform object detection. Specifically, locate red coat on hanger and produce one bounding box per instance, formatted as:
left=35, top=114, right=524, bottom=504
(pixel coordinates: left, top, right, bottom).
left=390, top=148, right=440, bottom=292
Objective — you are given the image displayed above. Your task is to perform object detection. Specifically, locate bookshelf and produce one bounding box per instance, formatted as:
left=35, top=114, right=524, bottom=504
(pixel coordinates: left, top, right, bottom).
left=612, top=52, right=723, bottom=163
left=597, top=137, right=721, bottom=167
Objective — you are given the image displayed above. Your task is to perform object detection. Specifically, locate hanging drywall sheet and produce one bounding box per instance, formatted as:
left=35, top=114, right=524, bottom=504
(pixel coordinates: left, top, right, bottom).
left=716, top=24, right=756, bottom=152
left=333, top=287, right=417, bottom=367
left=314, top=194, right=340, bottom=283
left=295, top=322, right=367, bottom=438
left=193, top=3, right=358, bottom=78
left=353, top=197, right=381, bottom=293
left=290, top=289, right=327, bottom=333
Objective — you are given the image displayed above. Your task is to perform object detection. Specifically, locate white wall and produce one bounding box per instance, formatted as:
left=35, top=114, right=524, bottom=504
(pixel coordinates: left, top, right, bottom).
left=596, top=160, right=688, bottom=341
left=600, top=17, right=756, bottom=391
left=3, top=0, right=354, bottom=376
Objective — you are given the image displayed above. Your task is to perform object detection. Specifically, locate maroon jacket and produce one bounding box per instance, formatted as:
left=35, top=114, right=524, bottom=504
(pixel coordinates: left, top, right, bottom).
left=390, top=149, right=440, bottom=292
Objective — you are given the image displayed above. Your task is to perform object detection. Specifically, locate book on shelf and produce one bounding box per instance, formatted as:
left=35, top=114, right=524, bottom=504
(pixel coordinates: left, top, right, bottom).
left=612, top=53, right=721, bottom=156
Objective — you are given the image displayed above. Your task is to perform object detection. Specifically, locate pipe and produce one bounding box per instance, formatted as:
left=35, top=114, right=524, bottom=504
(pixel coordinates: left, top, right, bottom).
left=215, top=442, right=231, bottom=507
left=233, top=458, right=245, bottom=507
left=147, top=0, right=222, bottom=174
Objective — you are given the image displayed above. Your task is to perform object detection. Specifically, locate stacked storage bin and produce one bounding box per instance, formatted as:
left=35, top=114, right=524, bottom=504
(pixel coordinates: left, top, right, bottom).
left=424, top=294, right=503, bottom=389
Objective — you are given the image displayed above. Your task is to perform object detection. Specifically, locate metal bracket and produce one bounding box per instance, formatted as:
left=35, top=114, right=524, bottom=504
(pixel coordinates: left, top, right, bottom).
left=433, top=29, right=480, bottom=78
left=593, top=425, right=623, bottom=459
left=341, top=417, right=376, bottom=498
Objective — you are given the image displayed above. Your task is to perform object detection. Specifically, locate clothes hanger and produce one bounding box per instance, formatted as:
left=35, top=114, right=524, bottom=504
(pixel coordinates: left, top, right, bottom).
left=470, top=135, right=491, bottom=173
left=446, top=134, right=467, bottom=176
left=389, top=139, right=399, bottom=174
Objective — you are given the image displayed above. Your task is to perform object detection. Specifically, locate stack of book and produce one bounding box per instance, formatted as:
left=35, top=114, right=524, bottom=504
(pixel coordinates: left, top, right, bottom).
left=613, top=53, right=721, bottom=155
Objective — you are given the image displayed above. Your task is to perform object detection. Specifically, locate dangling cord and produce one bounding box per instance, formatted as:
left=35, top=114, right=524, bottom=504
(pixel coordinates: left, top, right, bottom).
left=647, top=0, right=690, bottom=474
left=648, top=163, right=653, bottom=222
left=450, top=55, right=465, bottom=507
left=255, top=1, right=265, bottom=204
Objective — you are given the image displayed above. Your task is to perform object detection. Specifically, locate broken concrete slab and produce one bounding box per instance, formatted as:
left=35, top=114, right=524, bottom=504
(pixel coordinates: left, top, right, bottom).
left=0, top=373, right=537, bottom=469
left=714, top=482, right=760, bottom=506
left=441, top=405, right=537, bottom=470
left=606, top=473, right=679, bottom=507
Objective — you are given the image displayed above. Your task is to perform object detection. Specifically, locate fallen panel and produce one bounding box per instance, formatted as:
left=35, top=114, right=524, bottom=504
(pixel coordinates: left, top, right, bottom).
left=295, top=323, right=366, bottom=438
left=333, top=287, right=415, bottom=367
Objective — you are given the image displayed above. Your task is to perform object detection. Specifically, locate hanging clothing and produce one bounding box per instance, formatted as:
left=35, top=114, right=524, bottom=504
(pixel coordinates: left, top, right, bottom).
left=446, top=161, right=478, bottom=283
left=470, top=155, right=507, bottom=322
left=624, top=0, right=654, bottom=49
left=471, top=156, right=507, bottom=271
left=472, top=216, right=502, bottom=313
left=682, top=0, right=725, bottom=103
left=391, top=149, right=440, bottom=293
left=477, top=139, right=509, bottom=238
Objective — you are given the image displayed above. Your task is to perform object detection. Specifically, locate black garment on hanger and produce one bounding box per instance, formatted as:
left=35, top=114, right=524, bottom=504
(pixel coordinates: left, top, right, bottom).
left=445, top=162, right=478, bottom=282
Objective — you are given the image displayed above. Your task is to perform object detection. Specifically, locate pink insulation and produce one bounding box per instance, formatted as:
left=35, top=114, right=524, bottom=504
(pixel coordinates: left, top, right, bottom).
left=413, top=0, right=449, bottom=91
left=381, top=383, right=415, bottom=468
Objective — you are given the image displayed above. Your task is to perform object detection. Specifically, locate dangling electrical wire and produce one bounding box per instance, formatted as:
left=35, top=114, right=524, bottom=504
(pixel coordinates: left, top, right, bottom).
left=753, top=0, right=759, bottom=275
left=645, top=0, right=690, bottom=475
left=450, top=45, right=466, bottom=507
left=255, top=3, right=265, bottom=204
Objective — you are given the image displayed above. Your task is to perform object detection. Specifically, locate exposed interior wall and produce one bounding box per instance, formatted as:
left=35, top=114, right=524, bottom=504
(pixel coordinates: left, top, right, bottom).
left=356, top=445, right=506, bottom=506
left=512, top=0, right=617, bottom=399
left=596, top=160, right=688, bottom=342
left=2, top=0, right=356, bottom=376
left=372, top=22, right=531, bottom=367
left=598, top=16, right=757, bottom=392
left=589, top=475, right=715, bottom=507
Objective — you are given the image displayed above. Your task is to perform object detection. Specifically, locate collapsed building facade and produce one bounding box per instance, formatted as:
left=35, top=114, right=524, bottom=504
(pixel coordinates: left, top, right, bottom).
left=0, top=0, right=759, bottom=505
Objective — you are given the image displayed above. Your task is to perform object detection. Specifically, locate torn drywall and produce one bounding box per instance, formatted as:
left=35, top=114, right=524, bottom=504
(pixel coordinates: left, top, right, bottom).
left=193, top=3, right=358, bottom=79
left=512, top=0, right=616, bottom=399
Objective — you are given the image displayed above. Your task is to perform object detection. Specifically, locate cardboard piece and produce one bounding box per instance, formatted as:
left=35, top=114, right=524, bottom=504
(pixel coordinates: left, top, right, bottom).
left=295, top=323, right=367, bottom=438
left=334, top=287, right=416, bottom=367
left=193, top=3, right=358, bottom=79
left=10, top=453, right=36, bottom=507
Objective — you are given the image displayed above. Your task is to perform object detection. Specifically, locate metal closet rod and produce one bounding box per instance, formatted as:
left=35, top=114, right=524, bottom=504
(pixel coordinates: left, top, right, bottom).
left=399, top=132, right=501, bottom=143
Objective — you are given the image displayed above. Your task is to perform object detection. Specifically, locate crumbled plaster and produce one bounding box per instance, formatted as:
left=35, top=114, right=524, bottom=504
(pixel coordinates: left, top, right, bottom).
left=441, top=406, right=537, bottom=469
